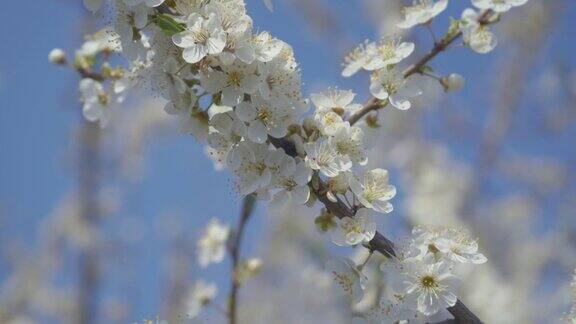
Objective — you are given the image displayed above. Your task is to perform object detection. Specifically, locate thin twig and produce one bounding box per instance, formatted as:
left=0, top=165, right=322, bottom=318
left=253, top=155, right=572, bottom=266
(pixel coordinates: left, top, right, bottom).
left=227, top=195, right=256, bottom=324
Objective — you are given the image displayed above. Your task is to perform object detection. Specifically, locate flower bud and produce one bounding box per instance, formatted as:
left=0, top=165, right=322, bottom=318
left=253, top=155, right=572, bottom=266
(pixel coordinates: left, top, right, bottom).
left=441, top=73, right=465, bottom=92
left=48, top=48, right=67, bottom=65
left=244, top=258, right=263, bottom=274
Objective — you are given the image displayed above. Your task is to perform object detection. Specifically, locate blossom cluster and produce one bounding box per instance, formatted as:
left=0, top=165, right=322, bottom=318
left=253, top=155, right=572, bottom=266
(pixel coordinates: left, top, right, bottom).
left=329, top=226, right=487, bottom=320
left=68, top=0, right=531, bottom=321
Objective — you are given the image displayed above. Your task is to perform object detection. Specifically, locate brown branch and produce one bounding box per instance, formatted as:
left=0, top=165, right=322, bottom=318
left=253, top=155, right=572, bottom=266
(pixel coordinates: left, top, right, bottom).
left=348, top=10, right=495, bottom=126
left=77, top=67, right=105, bottom=82
left=227, top=195, right=256, bottom=324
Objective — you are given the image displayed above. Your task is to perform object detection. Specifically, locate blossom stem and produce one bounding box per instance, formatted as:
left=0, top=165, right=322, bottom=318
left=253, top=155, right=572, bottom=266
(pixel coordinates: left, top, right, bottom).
left=227, top=195, right=256, bottom=324
left=426, top=22, right=438, bottom=45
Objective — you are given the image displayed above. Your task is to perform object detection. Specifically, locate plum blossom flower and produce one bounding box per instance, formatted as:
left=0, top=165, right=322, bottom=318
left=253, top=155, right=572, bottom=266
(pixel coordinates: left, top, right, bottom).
left=185, top=280, right=217, bottom=319
left=461, top=8, right=498, bottom=54
left=207, top=109, right=246, bottom=166
left=304, top=140, right=342, bottom=177
left=350, top=169, right=396, bottom=214
left=197, top=218, right=230, bottom=267
left=79, top=78, right=123, bottom=128
left=252, top=31, right=284, bottom=63
left=258, top=54, right=303, bottom=107
left=332, top=208, right=376, bottom=246
left=228, top=142, right=274, bottom=195
left=236, top=94, right=296, bottom=143
left=363, top=37, right=415, bottom=71
left=164, top=86, right=208, bottom=141
left=270, top=160, right=312, bottom=208
left=369, top=67, right=421, bottom=110
left=325, top=172, right=350, bottom=202
left=396, top=259, right=459, bottom=316
left=326, top=258, right=367, bottom=303
left=330, top=123, right=368, bottom=169
left=471, top=0, right=528, bottom=13
left=412, top=226, right=487, bottom=264
left=311, top=89, right=362, bottom=114
left=172, top=13, right=226, bottom=64
left=397, top=0, right=449, bottom=29
left=342, top=41, right=377, bottom=77
left=200, top=61, right=260, bottom=106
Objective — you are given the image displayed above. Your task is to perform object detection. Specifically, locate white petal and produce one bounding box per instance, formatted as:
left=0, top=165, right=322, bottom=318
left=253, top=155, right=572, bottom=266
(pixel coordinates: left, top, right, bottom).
left=182, top=45, right=207, bottom=64
left=291, top=186, right=310, bottom=204
left=235, top=102, right=256, bottom=122
left=247, top=121, right=268, bottom=143
left=221, top=87, right=243, bottom=106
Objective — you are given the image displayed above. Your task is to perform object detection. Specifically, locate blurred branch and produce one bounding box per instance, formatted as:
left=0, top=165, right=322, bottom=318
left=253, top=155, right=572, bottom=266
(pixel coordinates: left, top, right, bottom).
left=227, top=195, right=256, bottom=324
left=76, top=119, right=102, bottom=324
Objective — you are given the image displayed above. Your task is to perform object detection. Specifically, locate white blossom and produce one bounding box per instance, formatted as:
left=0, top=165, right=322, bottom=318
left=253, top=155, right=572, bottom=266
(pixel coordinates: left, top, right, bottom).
left=185, top=280, right=217, bottom=319
left=363, top=37, right=415, bottom=71
left=331, top=123, right=368, bottom=169
left=350, top=169, right=396, bottom=214
left=207, top=108, right=247, bottom=166
left=412, top=226, right=488, bottom=264
left=270, top=159, right=312, bottom=208
left=79, top=78, right=122, bottom=128
left=326, top=258, right=367, bottom=303
left=332, top=208, right=376, bottom=246
left=311, top=89, right=362, bottom=114
left=236, top=94, right=296, bottom=143
left=325, top=172, right=350, bottom=202
left=471, top=0, right=528, bottom=13
left=342, top=41, right=377, bottom=77
left=252, top=32, right=283, bottom=63
left=369, top=67, right=421, bottom=110
left=228, top=142, right=274, bottom=195
left=258, top=54, right=303, bottom=107
left=304, top=140, right=342, bottom=177
left=397, top=0, right=449, bottom=29
left=172, top=12, right=227, bottom=64
left=200, top=61, right=259, bottom=106
left=197, top=218, right=230, bottom=267
left=164, top=87, right=208, bottom=141
left=395, top=259, right=459, bottom=316
left=461, top=8, right=498, bottom=54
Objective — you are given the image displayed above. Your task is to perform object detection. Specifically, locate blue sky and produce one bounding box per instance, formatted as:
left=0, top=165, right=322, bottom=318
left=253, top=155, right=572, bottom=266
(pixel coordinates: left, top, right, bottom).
left=1, top=0, right=575, bottom=322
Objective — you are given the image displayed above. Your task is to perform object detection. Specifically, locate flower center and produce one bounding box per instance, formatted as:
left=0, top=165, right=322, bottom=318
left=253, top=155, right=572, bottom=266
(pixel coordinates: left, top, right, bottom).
left=98, top=92, right=109, bottom=106
left=421, top=275, right=437, bottom=288
left=194, top=29, right=210, bottom=45
left=363, top=185, right=385, bottom=202
left=228, top=71, right=243, bottom=87
left=257, top=107, right=271, bottom=123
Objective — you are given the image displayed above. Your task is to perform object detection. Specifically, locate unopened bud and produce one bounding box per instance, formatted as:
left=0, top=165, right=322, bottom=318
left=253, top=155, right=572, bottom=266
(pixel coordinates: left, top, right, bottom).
left=441, top=73, right=465, bottom=92
left=245, top=258, right=263, bottom=274
left=49, top=48, right=67, bottom=65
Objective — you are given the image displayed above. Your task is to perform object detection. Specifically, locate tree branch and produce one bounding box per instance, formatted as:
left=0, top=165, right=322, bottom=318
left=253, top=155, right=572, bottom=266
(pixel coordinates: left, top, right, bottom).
left=227, top=195, right=256, bottom=324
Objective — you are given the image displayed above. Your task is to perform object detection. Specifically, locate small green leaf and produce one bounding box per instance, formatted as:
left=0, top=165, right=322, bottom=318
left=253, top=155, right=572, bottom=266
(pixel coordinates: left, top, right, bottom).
left=153, top=14, right=185, bottom=36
